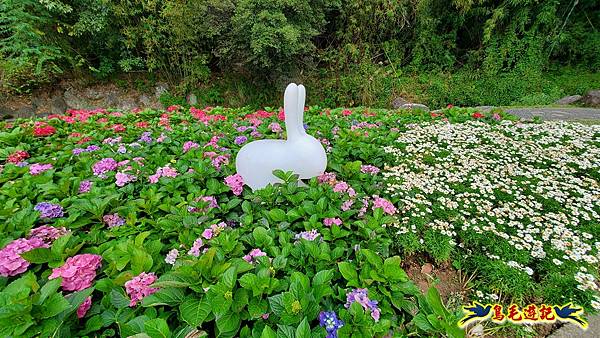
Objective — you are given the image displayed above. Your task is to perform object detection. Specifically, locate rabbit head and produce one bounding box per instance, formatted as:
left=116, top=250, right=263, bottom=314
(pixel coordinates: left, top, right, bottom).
left=235, top=83, right=327, bottom=190
left=282, top=83, right=327, bottom=178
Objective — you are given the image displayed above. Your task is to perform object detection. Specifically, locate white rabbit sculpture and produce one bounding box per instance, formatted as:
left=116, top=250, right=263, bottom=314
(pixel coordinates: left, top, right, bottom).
left=235, top=83, right=327, bottom=190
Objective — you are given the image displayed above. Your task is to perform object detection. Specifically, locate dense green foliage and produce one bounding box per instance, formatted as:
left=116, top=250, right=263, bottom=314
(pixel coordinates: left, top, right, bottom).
left=1, top=0, right=599, bottom=107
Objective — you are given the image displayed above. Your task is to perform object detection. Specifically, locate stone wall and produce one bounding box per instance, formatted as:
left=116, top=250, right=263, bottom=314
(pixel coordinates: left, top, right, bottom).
left=0, top=81, right=169, bottom=120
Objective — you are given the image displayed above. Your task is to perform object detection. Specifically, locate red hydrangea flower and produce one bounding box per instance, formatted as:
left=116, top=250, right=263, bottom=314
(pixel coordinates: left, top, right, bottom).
left=111, top=124, right=126, bottom=132
left=33, top=125, right=56, bottom=137
left=135, top=121, right=150, bottom=128
left=166, top=105, right=180, bottom=113
left=77, top=136, right=93, bottom=144
left=7, top=150, right=29, bottom=164
left=472, top=112, right=484, bottom=119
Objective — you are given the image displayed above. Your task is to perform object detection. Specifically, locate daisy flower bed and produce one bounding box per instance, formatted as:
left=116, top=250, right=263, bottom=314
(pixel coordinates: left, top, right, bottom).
left=0, top=105, right=597, bottom=337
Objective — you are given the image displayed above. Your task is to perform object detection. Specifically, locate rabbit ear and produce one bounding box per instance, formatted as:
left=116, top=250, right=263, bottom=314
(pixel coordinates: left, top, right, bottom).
left=297, top=84, right=306, bottom=134
left=284, top=83, right=301, bottom=140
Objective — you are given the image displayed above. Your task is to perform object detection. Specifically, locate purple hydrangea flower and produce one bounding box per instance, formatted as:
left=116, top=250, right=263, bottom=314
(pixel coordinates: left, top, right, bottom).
left=139, top=132, right=153, bottom=144
left=92, top=158, right=118, bottom=177
left=103, top=213, right=125, bottom=228
left=295, top=229, right=320, bottom=241
left=79, top=180, right=92, bottom=193
left=344, top=288, right=381, bottom=322
left=319, top=311, right=344, bottom=338
left=72, top=148, right=86, bottom=155
left=234, top=136, right=248, bottom=145
left=34, top=202, right=64, bottom=219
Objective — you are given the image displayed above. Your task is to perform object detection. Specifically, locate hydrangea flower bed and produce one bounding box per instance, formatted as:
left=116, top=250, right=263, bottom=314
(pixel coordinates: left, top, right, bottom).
left=0, top=105, right=597, bottom=337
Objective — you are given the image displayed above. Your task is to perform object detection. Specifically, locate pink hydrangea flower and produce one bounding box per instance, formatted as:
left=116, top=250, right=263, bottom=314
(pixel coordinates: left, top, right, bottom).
left=324, top=218, right=343, bottom=227
left=148, top=165, right=178, bottom=183
left=29, top=163, right=53, bottom=175
left=243, top=248, right=267, bottom=263
left=183, top=141, right=200, bottom=153
left=204, top=135, right=220, bottom=148
left=202, top=228, right=214, bottom=240
left=188, top=196, right=218, bottom=213
left=372, top=196, right=397, bottom=215
left=202, top=222, right=227, bottom=240
left=341, top=199, right=354, bottom=211
left=49, top=254, right=102, bottom=291
left=125, top=272, right=159, bottom=307
left=161, top=166, right=178, bottom=178
left=0, top=238, right=48, bottom=277
left=115, top=172, right=136, bottom=187
left=268, top=122, right=282, bottom=133
left=29, top=225, right=69, bottom=245
left=225, top=174, right=244, bottom=195
left=333, top=181, right=349, bottom=193
left=188, top=238, right=204, bottom=257
left=77, top=296, right=92, bottom=318
left=318, top=172, right=337, bottom=184
left=360, top=165, right=380, bottom=174
left=165, top=249, right=179, bottom=265
left=359, top=197, right=369, bottom=217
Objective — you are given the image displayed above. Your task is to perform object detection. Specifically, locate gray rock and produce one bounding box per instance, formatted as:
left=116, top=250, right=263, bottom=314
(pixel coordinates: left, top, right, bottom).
left=154, top=82, right=169, bottom=98
left=63, top=88, right=89, bottom=109
left=117, top=97, right=137, bottom=111
left=83, top=87, right=106, bottom=100
left=104, top=92, right=118, bottom=108
left=475, top=106, right=495, bottom=112
left=555, top=95, right=582, bottom=105
left=391, top=97, right=408, bottom=109
left=580, top=90, right=600, bottom=108
left=401, top=103, right=430, bottom=112
left=50, top=94, right=67, bottom=115
left=187, top=93, right=198, bottom=105
left=15, top=105, right=35, bottom=118
left=139, top=94, right=152, bottom=107
left=0, top=102, right=35, bottom=119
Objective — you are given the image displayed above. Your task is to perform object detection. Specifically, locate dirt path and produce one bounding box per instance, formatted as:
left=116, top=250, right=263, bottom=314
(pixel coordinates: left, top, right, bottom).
left=501, top=107, right=600, bottom=120
left=549, top=321, right=599, bottom=338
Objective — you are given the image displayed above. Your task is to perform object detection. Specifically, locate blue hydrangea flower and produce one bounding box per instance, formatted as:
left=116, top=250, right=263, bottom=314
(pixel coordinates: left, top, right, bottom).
left=319, top=311, right=343, bottom=338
